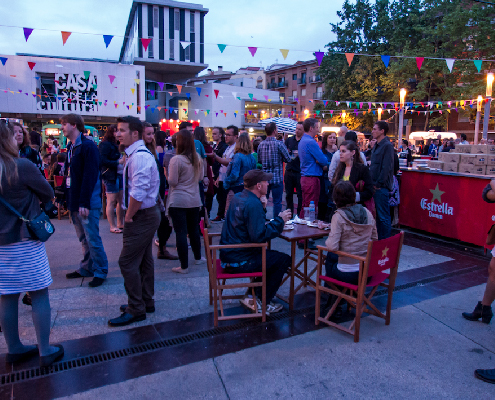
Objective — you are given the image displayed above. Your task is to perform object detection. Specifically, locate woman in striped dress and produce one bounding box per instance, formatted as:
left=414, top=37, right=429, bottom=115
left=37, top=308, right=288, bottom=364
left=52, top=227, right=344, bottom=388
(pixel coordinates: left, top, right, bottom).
left=0, top=121, right=64, bottom=367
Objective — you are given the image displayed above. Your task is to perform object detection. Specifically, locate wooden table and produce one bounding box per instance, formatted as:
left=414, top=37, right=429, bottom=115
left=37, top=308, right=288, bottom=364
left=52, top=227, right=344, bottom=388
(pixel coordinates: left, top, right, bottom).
left=277, top=223, right=329, bottom=310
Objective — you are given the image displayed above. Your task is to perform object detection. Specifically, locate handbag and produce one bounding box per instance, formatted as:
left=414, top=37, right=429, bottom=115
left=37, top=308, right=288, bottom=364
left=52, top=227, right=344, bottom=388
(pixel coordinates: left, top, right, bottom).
left=0, top=194, right=55, bottom=242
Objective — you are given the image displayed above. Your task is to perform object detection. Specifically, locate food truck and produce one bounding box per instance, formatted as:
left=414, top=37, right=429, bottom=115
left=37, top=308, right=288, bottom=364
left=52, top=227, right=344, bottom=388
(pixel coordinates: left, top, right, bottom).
left=41, top=124, right=100, bottom=149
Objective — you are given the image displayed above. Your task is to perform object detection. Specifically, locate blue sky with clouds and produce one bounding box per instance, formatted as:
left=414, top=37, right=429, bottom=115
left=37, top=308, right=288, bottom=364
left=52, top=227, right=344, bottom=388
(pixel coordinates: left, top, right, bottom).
left=0, top=0, right=343, bottom=73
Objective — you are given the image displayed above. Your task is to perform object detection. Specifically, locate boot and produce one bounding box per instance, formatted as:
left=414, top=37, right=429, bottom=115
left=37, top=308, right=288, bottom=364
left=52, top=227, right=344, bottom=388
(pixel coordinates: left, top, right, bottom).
left=462, top=301, right=493, bottom=324
left=157, top=247, right=179, bottom=260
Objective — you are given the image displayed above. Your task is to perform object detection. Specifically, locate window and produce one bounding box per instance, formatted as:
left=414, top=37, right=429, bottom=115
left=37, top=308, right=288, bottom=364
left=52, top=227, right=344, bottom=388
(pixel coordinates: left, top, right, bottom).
left=301, top=72, right=306, bottom=80
left=293, top=74, right=297, bottom=80
left=185, top=45, right=190, bottom=61
left=292, top=90, right=297, bottom=97
left=317, top=86, right=323, bottom=93
left=153, top=8, right=159, bottom=28
left=148, top=39, right=154, bottom=58
left=190, top=12, right=195, bottom=32
left=271, top=78, right=275, bottom=83
left=174, top=10, right=180, bottom=30
left=301, top=88, right=306, bottom=96
left=169, top=39, right=174, bottom=60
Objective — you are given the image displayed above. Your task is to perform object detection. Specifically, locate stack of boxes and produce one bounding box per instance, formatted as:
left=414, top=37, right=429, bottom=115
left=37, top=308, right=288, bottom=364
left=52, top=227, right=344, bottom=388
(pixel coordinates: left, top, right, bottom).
left=433, top=144, right=495, bottom=175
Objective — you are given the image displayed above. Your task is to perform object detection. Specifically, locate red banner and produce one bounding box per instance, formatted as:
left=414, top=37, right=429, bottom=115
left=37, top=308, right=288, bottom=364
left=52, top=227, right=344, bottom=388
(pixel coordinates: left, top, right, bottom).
left=399, top=170, right=495, bottom=247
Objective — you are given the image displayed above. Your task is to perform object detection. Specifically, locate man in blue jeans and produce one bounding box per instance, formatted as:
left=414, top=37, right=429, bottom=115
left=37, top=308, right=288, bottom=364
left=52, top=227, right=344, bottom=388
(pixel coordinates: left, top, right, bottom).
left=370, top=121, right=394, bottom=239
left=62, top=113, right=108, bottom=287
left=257, top=122, right=291, bottom=218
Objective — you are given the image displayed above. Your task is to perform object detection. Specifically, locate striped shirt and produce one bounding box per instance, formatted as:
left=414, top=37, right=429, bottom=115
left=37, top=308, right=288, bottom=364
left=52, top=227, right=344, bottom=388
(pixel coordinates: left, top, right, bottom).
left=257, top=137, right=291, bottom=184
left=123, top=140, right=160, bottom=210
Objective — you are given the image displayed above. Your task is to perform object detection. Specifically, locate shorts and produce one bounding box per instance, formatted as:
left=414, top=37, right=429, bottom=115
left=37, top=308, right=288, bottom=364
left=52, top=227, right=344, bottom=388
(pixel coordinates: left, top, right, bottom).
left=104, top=173, right=123, bottom=194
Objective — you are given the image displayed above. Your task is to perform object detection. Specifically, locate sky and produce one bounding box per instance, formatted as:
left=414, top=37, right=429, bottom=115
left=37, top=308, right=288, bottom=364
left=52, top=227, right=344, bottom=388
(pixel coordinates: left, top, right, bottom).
left=0, top=0, right=343, bottom=73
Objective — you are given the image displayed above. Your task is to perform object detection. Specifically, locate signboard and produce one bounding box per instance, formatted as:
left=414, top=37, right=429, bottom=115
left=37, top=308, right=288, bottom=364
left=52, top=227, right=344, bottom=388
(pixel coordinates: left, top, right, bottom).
left=399, top=170, right=495, bottom=247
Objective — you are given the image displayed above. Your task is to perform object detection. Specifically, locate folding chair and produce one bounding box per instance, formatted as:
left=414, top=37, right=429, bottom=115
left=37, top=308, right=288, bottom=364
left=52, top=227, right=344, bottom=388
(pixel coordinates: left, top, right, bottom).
left=202, top=226, right=267, bottom=327
left=315, top=232, right=404, bottom=342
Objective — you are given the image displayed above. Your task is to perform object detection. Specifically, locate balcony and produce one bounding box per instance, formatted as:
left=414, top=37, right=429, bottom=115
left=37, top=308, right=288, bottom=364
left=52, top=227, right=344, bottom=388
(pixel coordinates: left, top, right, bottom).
left=297, top=77, right=307, bottom=85
left=287, top=96, right=297, bottom=102
left=267, top=82, right=277, bottom=89
left=309, top=75, right=322, bottom=83
left=277, top=81, right=288, bottom=88
left=313, top=92, right=323, bottom=99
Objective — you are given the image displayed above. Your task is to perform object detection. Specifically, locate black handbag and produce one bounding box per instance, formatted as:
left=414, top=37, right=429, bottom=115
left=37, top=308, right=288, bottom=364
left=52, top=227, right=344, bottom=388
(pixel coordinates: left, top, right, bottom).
left=0, top=194, right=55, bottom=242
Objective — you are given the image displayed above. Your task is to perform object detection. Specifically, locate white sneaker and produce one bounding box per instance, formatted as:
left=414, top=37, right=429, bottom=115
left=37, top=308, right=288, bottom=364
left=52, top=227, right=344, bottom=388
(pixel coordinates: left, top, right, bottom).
left=268, top=301, right=283, bottom=313
left=172, top=266, right=188, bottom=274
left=194, top=257, right=207, bottom=265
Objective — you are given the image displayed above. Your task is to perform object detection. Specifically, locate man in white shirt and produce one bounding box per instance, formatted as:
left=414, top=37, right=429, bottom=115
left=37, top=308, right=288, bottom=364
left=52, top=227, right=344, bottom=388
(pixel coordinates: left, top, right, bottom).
left=108, top=116, right=160, bottom=327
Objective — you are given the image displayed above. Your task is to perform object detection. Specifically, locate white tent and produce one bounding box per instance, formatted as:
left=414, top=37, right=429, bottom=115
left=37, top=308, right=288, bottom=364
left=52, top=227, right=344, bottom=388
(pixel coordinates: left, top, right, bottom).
left=408, top=131, right=457, bottom=141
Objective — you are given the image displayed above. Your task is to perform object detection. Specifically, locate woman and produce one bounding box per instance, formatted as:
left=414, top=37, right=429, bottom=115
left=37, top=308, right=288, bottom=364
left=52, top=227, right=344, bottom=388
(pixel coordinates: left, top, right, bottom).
left=322, top=131, right=338, bottom=158
left=0, top=122, right=64, bottom=367
left=324, top=181, right=378, bottom=317
left=155, top=129, right=167, bottom=168
left=99, top=125, right=124, bottom=233
left=194, top=126, right=214, bottom=220
left=318, top=132, right=338, bottom=220
left=13, top=122, right=42, bottom=173
left=224, top=134, right=256, bottom=194
left=332, top=140, right=374, bottom=207
left=166, top=129, right=205, bottom=274
left=143, top=123, right=178, bottom=260
left=51, top=139, right=60, bottom=154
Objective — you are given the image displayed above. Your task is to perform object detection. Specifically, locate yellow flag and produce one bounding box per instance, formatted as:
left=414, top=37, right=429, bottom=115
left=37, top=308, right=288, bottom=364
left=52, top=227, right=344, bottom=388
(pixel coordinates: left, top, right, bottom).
left=280, top=49, right=289, bottom=60
left=131, top=88, right=135, bottom=94
left=134, top=79, right=140, bottom=85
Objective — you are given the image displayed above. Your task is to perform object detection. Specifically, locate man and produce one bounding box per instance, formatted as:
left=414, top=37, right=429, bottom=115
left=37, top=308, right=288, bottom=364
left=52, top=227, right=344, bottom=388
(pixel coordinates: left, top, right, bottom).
left=370, top=121, right=394, bottom=239
left=328, top=130, right=368, bottom=182
left=210, top=127, right=228, bottom=217
left=29, top=127, right=42, bottom=151
left=63, top=114, right=108, bottom=287
left=460, top=133, right=469, bottom=145
left=108, top=116, right=160, bottom=327
left=257, top=122, right=291, bottom=218
left=220, top=170, right=292, bottom=314
left=337, top=125, right=348, bottom=147
left=284, top=121, right=304, bottom=217
left=428, top=139, right=438, bottom=157
left=298, top=118, right=329, bottom=219
left=212, top=125, right=238, bottom=221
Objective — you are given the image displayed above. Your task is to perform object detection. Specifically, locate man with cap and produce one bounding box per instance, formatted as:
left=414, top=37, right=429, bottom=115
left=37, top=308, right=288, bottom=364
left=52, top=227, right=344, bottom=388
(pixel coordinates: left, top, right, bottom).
left=219, top=169, right=292, bottom=314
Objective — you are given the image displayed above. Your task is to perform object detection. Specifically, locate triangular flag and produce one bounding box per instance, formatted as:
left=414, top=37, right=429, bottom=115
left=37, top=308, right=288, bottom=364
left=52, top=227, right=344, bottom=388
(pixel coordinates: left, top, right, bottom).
left=103, top=35, right=113, bottom=48
left=474, top=60, right=483, bottom=73
left=445, top=58, right=455, bottom=72
left=180, top=41, right=191, bottom=49
left=248, top=47, right=257, bottom=57
left=264, top=95, right=268, bottom=101
left=0, top=57, right=7, bottom=66
left=196, top=87, right=202, bottom=96
left=27, top=62, right=36, bottom=71
left=345, top=53, right=355, bottom=66
left=168, top=91, right=173, bottom=96
left=93, top=84, right=97, bottom=90
left=158, top=82, right=165, bottom=91
left=315, top=51, right=324, bottom=66
left=150, top=90, right=155, bottom=97
left=83, top=71, right=90, bottom=80
left=108, top=75, right=116, bottom=84
left=176, top=85, right=182, bottom=93
left=278, top=110, right=282, bottom=116
left=141, top=38, right=152, bottom=51
left=23, top=28, right=33, bottom=42
left=280, top=49, right=289, bottom=60
left=217, top=44, right=227, bottom=53
left=186, top=92, right=190, bottom=99
left=280, top=96, right=285, bottom=103
left=134, top=79, right=140, bottom=85
left=215, top=112, right=218, bottom=117
left=137, top=106, right=141, bottom=112
left=381, top=55, right=390, bottom=68
left=204, top=111, right=207, bottom=116
left=169, top=107, right=174, bottom=113
left=323, top=100, right=328, bottom=107
left=234, top=113, right=237, bottom=117
left=214, top=89, right=219, bottom=99
left=131, top=88, right=135, bottom=94
left=224, top=113, right=227, bottom=117
left=61, top=31, right=71, bottom=45
left=416, top=57, right=424, bottom=71
left=248, top=93, right=253, bottom=100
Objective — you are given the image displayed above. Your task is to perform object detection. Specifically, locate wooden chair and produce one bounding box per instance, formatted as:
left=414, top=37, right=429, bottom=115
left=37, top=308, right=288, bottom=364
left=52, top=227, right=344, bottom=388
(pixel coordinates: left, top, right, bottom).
left=202, top=225, right=267, bottom=327
left=315, top=232, right=404, bottom=342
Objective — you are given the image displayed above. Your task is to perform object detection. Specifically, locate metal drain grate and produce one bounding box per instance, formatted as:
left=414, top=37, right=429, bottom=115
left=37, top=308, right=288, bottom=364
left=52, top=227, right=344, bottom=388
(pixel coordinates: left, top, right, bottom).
left=1, top=264, right=483, bottom=385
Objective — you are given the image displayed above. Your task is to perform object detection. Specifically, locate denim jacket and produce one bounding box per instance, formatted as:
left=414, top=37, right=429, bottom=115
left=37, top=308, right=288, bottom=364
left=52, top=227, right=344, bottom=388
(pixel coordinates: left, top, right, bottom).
left=224, top=153, right=256, bottom=190
left=220, top=190, right=284, bottom=263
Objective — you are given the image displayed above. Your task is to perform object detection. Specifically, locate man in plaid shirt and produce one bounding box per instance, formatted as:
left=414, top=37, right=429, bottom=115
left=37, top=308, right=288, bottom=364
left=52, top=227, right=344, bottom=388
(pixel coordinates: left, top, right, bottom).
left=257, top=122, right=291, bottom=218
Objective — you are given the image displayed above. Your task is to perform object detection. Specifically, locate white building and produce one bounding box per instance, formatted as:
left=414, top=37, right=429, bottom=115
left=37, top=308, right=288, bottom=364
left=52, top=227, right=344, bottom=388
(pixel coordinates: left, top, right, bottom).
left=0, top=55, right=145, bottom=123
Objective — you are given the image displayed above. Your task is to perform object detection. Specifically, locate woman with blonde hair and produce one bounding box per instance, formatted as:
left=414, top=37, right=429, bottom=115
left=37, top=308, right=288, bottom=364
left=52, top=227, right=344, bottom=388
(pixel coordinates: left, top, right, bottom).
left=166, top=129, right=205, bottom=273
left=0, top=121, right=64, bottom=367
left=224, top=133, right=256, bottom=194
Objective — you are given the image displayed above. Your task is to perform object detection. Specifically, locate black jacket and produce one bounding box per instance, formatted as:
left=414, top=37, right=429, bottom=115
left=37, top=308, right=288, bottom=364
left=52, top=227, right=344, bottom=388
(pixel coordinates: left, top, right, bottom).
left=370, top=136, right=394, bottom=191
left=212, top=141, right=228, bottom=179
left=334, top=163, right=374, bottom=203
left=98, top=140, right=120, bottom=182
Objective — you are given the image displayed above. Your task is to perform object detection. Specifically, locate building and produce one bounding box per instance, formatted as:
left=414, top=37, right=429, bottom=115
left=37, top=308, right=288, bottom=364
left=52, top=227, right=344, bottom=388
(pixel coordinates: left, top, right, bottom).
left=119, top=0, right=209, bottom=124
left=265, top=60, right=324, bottom=116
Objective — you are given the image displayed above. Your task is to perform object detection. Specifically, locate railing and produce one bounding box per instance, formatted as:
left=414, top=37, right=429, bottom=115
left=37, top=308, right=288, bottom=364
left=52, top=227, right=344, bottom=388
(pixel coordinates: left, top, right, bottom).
left=288, top=96, right=297, bottom=102
left=277, top=81, right=288, bottom=88
left=297, top=77, right=307, bottom=85
left=310, top=75, right=322, bottom=83
left=313, top=92, right=323, bottom=99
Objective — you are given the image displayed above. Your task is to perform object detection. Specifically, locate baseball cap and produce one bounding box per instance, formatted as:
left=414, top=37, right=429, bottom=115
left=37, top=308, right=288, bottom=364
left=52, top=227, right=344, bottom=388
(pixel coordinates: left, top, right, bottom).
left=243, top=169, right=273, bottom=187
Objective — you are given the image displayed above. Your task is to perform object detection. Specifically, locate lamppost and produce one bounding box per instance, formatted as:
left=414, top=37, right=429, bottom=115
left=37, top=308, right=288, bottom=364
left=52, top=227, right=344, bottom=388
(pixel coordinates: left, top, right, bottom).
left=475, top=95, right=483, bottom=144
left=341, top=110, right=346, bottom=125
left=378, top=107, right=383, bottom=121
left=483, top=73, right=494, bottom=141
left=398, top=88, right=407, bottom=143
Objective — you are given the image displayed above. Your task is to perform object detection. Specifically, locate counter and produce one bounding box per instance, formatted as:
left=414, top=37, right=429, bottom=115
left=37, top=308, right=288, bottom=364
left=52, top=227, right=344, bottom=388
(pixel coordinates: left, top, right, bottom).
left=399, top=168, right=495, bottom=247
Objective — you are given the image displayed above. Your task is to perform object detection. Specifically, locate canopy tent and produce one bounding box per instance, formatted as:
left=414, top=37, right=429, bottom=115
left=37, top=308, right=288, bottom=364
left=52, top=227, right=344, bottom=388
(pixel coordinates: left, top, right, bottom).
left=408, top=131, right=457, bottom=141
left=259, top=117, right=297, bottom=134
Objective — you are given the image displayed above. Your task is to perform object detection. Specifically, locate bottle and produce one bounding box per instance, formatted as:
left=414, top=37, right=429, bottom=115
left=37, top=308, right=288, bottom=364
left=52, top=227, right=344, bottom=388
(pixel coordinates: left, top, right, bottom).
left=309, top=201, right=315, bottom=222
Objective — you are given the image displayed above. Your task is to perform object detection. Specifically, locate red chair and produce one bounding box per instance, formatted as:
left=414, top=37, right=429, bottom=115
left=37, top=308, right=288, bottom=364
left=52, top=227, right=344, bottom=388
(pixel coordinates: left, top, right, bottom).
left=202, top=225, right=267, bottom=327
left=44, top=169, right=50, bottom=179
left=315, top=232, right=404, bottom=342
left=53, top=175, right=69, bottom=221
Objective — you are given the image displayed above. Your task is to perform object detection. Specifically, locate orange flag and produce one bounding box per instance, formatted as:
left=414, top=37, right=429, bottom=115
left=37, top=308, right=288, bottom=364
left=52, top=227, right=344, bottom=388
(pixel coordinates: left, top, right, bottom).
left=61, top=31, right=71, bottom=46
left=176, top=85, right=182, bottom=94
left=345, top=53, right=355, bottom=66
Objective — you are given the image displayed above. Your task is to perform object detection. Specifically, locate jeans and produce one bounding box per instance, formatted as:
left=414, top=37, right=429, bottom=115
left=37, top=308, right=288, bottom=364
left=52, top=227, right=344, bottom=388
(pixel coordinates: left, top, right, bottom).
left=374, top=188, right=391, bottom=240
left=325, top=252, right=360, bottom=286
left=300, top=176, right=320, bottom=219
left=284, top=170, right=302, bottom=216
left=157, top=211, right=172, bottom=248
left=267, top=182, right=284, bottom=219
left=223, top=250, right=291, bottom=303
left=71, top=209, right=108, bottom=279
left=169, top=207, right=202, bottom=269
left=216, top=181, right=227, bottom=218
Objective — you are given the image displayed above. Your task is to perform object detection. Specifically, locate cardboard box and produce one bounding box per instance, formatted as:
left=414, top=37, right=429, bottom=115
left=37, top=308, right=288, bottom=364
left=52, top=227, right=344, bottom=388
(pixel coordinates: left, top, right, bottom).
left=474, top=154, right=488, bottom=165
left=487, top=145, right=495, bottom=154
left=473, top=165, right=487, bottom=175
left=438, top=152, right=461, bottom=163
left=487, top=165, right=495, bottom=175
left=442, top=162, right=459, bottom=172
left=471, top=145, right=488, bottom=155
left=456, top=145, right=472, bottom=153
left=459, top=164, right=485, bottom=175
left=460, top=154, right=476, bottom=165
left=428, top=160, right=443, bottom=170
left=487, top=155, right=495, bottom=166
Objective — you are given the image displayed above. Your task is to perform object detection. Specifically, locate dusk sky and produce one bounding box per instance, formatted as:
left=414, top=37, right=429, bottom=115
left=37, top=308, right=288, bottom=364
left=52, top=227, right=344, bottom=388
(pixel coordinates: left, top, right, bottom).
left=0, top=0, right=342, bottom=73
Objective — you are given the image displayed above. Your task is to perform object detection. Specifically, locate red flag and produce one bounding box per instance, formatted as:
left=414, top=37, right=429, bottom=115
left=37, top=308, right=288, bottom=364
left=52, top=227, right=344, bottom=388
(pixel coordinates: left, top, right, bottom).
left=176, top=85, right=182, bottom=94
left=141, top=38, right=152, bottom=51
left=214, top=89, right=219, bottom=99
left=27, top=62, right=36, bottom=71
left=345, top=53, right=355, bottom=66
left=61, top=31, right=71, bottom=46
left=416, top=57, right=424, bottom=71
